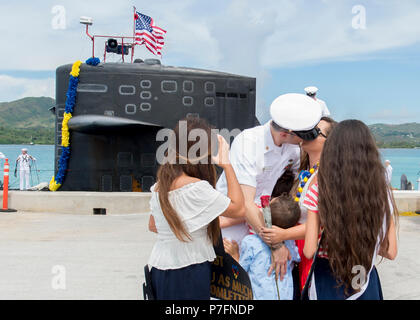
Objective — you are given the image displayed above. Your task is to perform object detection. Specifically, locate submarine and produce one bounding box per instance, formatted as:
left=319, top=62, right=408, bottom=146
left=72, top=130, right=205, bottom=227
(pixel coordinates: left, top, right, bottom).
left=51, top=16, right=258, bottom=192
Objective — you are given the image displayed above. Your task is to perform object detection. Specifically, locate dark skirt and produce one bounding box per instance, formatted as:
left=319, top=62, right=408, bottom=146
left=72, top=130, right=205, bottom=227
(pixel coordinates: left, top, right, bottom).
left=151, top=261, right=212, bottom=300
left=313, top=258, right=383, bottom=300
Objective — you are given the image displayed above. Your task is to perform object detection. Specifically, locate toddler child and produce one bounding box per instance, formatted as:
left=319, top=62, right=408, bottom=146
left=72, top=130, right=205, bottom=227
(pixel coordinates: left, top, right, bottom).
left=224, top=194, right=300, bottom=300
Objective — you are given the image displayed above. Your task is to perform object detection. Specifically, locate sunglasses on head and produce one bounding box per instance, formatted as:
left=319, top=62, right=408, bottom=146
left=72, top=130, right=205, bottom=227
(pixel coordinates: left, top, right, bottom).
left=271, top=121, right=327, bottom=141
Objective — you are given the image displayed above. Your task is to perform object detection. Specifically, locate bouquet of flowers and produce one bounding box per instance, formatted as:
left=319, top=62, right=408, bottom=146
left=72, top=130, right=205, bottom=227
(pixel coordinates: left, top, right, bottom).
left=260, top=195, right=272, bottom=227
left=260, top=195, right=280, bottom=300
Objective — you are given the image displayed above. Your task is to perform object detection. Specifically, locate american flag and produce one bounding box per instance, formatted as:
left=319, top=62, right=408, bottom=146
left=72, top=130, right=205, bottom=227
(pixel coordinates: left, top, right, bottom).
left=134, top=11, right=166, bottom=56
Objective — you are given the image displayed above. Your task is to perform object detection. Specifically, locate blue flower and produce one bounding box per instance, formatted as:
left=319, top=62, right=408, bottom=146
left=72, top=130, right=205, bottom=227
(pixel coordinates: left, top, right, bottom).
left=86, top=57, right=100, bottom=66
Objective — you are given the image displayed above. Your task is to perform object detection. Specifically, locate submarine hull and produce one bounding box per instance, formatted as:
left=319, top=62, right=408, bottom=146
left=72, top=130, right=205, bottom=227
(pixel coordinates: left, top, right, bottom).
left=54, top=61, right=257, bottom=191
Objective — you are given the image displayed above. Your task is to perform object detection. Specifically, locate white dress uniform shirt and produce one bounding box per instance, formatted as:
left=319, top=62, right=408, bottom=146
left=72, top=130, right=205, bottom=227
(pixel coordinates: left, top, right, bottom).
left=216, top=121, right=300, bottom=245
left=17, top=154, right=35, bottom=170
left=316, top=98, right=330, bottom=117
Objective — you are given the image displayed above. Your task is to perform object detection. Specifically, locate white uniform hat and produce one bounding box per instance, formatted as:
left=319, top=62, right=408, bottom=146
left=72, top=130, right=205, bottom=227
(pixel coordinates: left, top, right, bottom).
left=22, top=148, right=28, bottom=152
left=270, top=93, right=322, bottom=131
left=304, top=86, right=319, bottom=95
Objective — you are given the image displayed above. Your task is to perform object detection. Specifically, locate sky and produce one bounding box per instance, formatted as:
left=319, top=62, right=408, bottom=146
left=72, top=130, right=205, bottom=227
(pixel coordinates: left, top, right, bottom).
left=0, top=0, right=419, bottom=124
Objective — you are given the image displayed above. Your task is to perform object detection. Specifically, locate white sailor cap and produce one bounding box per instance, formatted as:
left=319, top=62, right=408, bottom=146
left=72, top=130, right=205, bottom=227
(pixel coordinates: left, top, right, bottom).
left=304, top=86, right=319, bottom=95
left=269, top=93, right=322, bottom=131
left=22, top=148, right=28, bottom=152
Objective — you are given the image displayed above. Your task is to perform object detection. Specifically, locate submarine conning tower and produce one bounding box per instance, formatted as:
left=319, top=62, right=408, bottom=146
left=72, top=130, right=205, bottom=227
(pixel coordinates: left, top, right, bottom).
left=53, top=59, right=257, bottom=192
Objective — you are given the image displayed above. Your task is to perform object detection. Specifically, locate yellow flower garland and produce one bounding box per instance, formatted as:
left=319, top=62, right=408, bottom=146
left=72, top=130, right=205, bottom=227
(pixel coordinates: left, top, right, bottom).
left=49, top=60, right=82, bottom=191
left=70, top=60, right=82, bottom=77
left=61, top=112, right=72, bottom=147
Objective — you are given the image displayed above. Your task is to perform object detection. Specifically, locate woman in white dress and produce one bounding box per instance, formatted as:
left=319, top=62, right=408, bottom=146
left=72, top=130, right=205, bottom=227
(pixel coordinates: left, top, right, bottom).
left=148, top=118, right=245, bottom=300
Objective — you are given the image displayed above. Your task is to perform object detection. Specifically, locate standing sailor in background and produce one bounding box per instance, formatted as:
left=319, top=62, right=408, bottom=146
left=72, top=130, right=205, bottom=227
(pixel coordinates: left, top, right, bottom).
left=15, top=148, right=36, bottom=190
left=216, top=93, right=323, bottom=280
left=385, top=160, right=393, bottom=186
left=304, top=86, right=330, bottom=117
left=0, top=152, right=5, bottom=188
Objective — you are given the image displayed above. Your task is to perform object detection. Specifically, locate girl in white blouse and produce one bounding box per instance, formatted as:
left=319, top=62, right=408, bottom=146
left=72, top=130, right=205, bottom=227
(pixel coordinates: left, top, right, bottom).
left=148, top=118, right=245, bottom=300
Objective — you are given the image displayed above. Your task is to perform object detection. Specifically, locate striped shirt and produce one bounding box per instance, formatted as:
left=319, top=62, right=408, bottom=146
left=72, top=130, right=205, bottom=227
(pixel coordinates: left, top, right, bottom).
left=302, top=183, right=328, bottom=258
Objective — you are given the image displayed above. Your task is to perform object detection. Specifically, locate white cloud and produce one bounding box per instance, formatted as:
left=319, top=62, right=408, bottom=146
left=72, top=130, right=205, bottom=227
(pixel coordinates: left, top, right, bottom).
left=2, top=0, right=420, bottom=72
left=1, top=0, right=419, bottom=112
left=368, top=107, right=420, bottom=123
left=0, top=75, right=55, bottom=102
left=261, top=0, right=420, bottom=67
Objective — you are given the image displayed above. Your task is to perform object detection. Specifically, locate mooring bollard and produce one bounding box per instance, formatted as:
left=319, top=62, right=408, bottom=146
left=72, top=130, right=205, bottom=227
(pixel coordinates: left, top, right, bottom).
left=0, top=158, right=17, bottom=213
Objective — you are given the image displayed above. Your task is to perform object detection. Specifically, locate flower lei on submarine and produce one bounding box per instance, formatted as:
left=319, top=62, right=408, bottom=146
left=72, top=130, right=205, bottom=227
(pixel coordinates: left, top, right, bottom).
left=49, top=57, right=100, bottom=191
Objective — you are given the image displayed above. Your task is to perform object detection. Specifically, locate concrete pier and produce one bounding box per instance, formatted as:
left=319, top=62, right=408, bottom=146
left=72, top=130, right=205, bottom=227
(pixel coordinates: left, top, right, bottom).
left=0, top=211, right=419, bottom=300
left=393, top=191, right=420, bottom=213
left=1, top=191, right=152, bottom=215
left=0, top=189, right=419, bottom=299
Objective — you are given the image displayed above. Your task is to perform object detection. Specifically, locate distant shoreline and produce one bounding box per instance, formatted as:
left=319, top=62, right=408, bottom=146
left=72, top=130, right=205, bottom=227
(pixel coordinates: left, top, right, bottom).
left=0, top=143, right=54, bottom=146
left=378, top=146, right=420, bottom=149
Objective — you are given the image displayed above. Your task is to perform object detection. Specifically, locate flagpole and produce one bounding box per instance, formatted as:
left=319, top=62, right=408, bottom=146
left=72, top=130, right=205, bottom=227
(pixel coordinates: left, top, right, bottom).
left=131, top=6, right=136, bottom=63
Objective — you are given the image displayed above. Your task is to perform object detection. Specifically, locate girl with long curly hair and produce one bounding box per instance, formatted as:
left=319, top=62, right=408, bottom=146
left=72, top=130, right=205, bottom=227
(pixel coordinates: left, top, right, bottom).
left=303, top=119, right=398, bottom=299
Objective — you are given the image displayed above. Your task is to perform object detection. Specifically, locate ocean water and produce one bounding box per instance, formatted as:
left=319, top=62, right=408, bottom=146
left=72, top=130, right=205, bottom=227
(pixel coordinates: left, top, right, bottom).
left=380, top=149, right=420, bottom=190
left=1, top=145, right=419, bottom=190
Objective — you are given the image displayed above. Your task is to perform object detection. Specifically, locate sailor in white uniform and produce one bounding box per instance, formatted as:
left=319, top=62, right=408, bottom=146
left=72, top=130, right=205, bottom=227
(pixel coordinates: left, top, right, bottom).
left=304, top=86, right=330, bottom=117
left=385, top=160, right=393, bottom=185
left=16, top=148, right=36, bottom=190
left=0, top=152, right=5, bottom=188
left=216, top=93, right=323, bottom=279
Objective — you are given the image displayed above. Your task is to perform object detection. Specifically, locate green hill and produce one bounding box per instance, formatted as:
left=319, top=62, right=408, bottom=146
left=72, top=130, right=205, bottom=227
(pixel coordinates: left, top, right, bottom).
left=0, top=97, right=55, bottom=144
left=369, top=123, right=420, bottom=148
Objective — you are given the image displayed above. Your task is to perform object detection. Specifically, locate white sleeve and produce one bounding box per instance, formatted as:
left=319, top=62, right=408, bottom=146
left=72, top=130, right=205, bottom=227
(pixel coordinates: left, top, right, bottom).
left=229, top=132, right=258, bottom=188
left=285, top=240, right=300, bottom=263
left=171, top=181, right=231, bottom=233
left=320, top=100, right=330, bottom=117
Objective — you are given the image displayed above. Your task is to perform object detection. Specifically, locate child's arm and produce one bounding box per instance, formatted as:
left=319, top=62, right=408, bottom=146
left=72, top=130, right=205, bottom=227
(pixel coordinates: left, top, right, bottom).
left=379, top=215, right=398, bottom=260
left=213, top=135, right=245, bottom=219
left=259, top=224, right=306, bottom=245
left=219, top=216, right=246, bottom=229
left=263, top=178, right=321, bottom=243
left=303, top=210, right=320, bottom=259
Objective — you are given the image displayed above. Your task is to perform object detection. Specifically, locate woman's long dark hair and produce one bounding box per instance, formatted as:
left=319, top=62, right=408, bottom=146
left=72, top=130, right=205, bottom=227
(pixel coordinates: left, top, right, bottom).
left=318, top=119, right=397, bottom=294
left=156, top=117, right=220, bottom=245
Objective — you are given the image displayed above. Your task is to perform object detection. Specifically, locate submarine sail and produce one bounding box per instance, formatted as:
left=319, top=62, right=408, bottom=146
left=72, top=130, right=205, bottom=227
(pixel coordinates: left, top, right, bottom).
left=53, top=60, right=257, bottom=191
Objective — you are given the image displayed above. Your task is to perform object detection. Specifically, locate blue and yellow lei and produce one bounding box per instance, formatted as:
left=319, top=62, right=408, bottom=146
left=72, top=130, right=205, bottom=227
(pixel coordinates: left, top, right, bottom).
left=49, top=57, right=100, bottom=191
